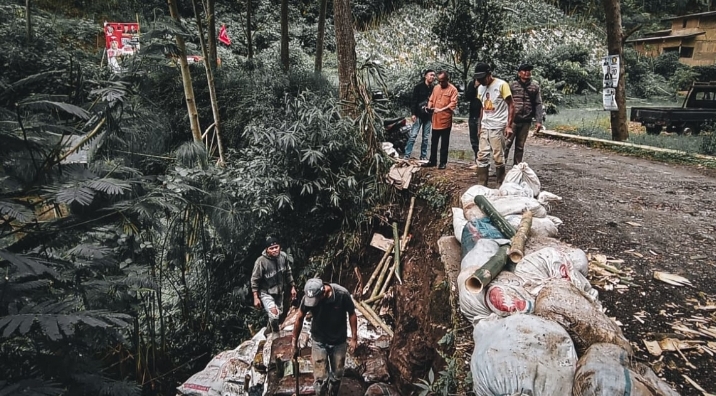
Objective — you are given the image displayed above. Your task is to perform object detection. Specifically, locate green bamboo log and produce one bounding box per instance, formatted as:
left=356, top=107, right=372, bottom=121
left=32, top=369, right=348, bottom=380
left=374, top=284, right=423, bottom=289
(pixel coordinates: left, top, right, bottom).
left=392, top=222, right=402, bottom=284
left=465, top=245, right=509, bottom=293
left=473, top=195, right=517, bottom=239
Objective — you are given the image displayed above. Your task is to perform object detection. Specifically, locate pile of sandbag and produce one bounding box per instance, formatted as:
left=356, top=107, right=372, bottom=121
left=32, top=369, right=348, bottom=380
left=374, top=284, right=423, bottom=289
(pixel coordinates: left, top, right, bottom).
left=453, top=163, right=679, bottom=396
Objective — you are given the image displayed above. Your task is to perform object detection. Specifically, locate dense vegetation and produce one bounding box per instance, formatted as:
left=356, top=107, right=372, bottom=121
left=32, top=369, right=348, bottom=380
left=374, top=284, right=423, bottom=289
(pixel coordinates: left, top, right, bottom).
left=1, top=0, right=715, bottom=394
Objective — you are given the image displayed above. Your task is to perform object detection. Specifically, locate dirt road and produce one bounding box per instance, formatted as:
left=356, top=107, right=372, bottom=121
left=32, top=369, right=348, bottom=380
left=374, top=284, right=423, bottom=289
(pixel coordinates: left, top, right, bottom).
left=440, top=124, right=716, bottom=395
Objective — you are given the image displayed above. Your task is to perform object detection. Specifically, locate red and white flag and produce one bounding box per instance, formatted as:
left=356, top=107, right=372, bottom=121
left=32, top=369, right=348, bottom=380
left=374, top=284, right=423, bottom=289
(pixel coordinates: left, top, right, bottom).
left=218, top=24, right=231, bottom=46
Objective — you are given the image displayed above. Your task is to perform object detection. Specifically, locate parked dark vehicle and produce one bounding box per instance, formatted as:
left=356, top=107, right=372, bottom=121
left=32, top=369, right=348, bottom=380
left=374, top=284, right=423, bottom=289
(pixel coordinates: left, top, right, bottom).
left=383, top=117, right=410, bottom=155
left=630, top=81, right=716, bottom=135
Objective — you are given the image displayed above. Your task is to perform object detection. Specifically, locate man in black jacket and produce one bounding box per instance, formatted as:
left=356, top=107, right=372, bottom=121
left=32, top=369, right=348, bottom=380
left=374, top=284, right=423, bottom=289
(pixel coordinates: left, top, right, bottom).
left=250, top=236, right=297, bottom=333
left=464, top=74, right=483, bottom=169
left=404, top=69, right=436, bottom=160
left=507, top=64, right=544, bottom=165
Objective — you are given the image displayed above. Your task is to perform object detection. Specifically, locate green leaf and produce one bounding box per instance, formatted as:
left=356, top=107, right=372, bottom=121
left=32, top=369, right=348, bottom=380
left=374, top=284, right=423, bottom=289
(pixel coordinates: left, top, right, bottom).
left=87, top=178, right=131, bottom=195
left=0, top=200, right=33, bottom=222
left=55, top=183, right=95, bottom=206
left=18, top=100, right=90, bottom=120
left=40, top=316, right=62, bottom=341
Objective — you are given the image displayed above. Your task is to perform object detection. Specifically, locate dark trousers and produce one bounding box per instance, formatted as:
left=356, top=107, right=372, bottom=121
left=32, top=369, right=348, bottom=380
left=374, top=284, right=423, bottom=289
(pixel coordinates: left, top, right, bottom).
left=429, top=127, right=451, bottom=165
left=506, top=122, right=531, bottom=165
left=468, top=115, right=481, bottom=158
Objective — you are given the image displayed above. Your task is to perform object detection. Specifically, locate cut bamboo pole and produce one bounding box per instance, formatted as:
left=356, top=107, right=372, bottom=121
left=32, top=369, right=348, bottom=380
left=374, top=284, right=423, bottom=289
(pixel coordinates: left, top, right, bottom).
left=354, top=300, right=393, bottom=337
left=379, top=259, right=397, bottom=297
left=392, top=222, right=402, bottom=284
left=473, top=195, right=516, bottom=239
left=508, top=210, right=533, bottom=263
left=465, top=245, right=510, bottom=293
left=362, top=242, right=394, bottom=296
left=363, top=293, right=384, bottom=305
left=400, top=197, right=416, bottom=253
left=371, top=257, right=392, bottom=299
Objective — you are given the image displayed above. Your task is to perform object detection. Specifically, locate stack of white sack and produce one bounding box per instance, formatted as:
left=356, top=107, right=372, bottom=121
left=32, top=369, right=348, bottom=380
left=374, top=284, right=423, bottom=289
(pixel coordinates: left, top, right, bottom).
left=453, top=163, right=679, bottom=396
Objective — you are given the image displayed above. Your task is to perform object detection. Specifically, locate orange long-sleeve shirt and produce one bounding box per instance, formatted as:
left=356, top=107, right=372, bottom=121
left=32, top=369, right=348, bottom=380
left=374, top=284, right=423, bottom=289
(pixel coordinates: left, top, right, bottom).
left=427, top=83, right=459, bottom=130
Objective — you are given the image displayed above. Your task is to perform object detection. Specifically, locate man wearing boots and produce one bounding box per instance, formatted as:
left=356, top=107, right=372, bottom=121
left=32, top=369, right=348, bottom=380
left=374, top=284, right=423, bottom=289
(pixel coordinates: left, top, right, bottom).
left=404, top=69, right=436, bottom=160
left=292, top=278, right=358, bottom=396
left=507, top=64, right=544, bottom=165
left=464, top=73, right=483, bottom=169
left=422, top=70, right=458, bottom=170
left=474, top=62, right=514, bottom=186
left=251, top=236, right=297, bottom=334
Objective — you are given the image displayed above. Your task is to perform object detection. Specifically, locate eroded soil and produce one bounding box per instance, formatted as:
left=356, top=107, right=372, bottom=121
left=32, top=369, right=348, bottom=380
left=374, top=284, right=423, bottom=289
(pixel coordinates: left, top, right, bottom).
left=386, top=126, right=716, bottom=395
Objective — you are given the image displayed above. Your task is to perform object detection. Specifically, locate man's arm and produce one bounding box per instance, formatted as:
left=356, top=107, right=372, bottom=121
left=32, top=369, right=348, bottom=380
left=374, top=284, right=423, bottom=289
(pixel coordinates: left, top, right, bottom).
left=283, top=253, right=298, bottom=300
left=348, top=311, right=358, bottom=352
left=292, top=308, right=306, bottom=358
left=534, top=86, right=544, bottom=129
left=411, top=85, right=421, bottom=119
left=250, top=259, right=263, bottom=309
left=446, top=86, right=458, bottom=112
left=505, top=95, right=515, bottom=136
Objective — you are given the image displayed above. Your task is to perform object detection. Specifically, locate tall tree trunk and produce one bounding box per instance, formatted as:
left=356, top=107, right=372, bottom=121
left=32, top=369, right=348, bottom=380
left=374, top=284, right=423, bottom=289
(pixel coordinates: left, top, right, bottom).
left=168, top=0, right=203, bottom=142
left=246, top=0, right=253, bottom=59
left=280, top=0, right=289, bottom=71
left=192, top=0, right=226, bottom=165
left=314, top=0, right=328, bottom=73
left=26, top=0, right=32, bottom=43
left=205, top=0, right=218, bottom=69
left=333, top=0, right=358, bottom=117
left=602, top=0, right=628, bottom=141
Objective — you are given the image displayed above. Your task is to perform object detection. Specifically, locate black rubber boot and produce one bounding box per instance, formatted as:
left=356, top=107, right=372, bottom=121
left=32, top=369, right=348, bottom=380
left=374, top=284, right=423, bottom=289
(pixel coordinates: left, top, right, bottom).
left=495, top=166, right=506, bottom=188
left=476, top=166, right=489, bottom=186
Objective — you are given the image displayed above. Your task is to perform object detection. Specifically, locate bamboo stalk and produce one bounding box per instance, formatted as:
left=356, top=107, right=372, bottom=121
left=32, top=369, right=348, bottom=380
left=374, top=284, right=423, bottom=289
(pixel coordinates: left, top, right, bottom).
left=473, top=195, right=517, bottom=238
left=363, top=293, right=384, bottom=305
left=371, top=257, right=392, bottom=299
left=379, top=259, right=397, bottom=297
left=591, top=261, right=625, bottom=275
left=400, top=197, right=416, bottom=253
left=354, top=299, right=393, bottom=337
left=392, top=222, right=402, bottom=284
left=465, top=245, right=509, bottom=293
left=508, top=210, right=533, bottom=263
left=362, top=242, right=394, bottom=296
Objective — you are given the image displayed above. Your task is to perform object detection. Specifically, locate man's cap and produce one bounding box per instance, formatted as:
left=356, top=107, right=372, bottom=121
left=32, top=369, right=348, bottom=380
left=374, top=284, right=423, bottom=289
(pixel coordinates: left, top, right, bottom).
left=265, top=236, right=280, bottom=248
left=474, top=63, right=491, bottom=79
left=423, top=69, right=435, bottom=77
left=303, top=278, right=325, bottom=307
left=518, top=63, right=534, bottom=71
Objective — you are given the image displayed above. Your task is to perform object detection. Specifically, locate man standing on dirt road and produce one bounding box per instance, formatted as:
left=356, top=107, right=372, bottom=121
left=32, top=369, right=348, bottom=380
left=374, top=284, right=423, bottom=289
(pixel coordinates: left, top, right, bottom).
left=507, top=64, right=544, bottom=166
left=422, top=70, right=459, bottom=170
left=251, top=236, right=297, bottom=334
left=474, top=62, right=514, bottom=186
left=292, top=278, right=358, bottom=396
left=404, top=69, right=436, bottom=161
left=465, top=73, right=483, bottom=169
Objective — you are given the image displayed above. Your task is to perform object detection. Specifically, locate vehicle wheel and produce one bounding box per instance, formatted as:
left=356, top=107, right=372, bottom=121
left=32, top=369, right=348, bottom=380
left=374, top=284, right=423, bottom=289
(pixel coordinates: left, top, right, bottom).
left=645, top=126, right=661, bottom=135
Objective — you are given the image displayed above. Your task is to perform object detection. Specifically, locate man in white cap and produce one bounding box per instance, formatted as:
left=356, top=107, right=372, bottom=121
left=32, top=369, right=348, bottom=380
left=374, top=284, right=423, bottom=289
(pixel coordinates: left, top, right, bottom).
left=292, top=278, right=357, bottom=396
left=250, top=236, right=296, bottom=333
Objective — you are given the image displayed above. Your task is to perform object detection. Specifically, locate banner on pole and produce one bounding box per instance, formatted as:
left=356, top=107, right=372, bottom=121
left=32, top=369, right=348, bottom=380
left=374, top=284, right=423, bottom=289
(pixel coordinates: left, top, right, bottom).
left=601, top=55, right=619, bottom=111
left=104, top=22, right=140, bottom=72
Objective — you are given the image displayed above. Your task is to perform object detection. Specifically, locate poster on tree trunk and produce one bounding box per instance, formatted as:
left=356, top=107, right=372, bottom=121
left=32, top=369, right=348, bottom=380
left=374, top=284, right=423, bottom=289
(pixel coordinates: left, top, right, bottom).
left=104, top=22, right=140, bottom=72
left=601, top=55, right=619, bottom=111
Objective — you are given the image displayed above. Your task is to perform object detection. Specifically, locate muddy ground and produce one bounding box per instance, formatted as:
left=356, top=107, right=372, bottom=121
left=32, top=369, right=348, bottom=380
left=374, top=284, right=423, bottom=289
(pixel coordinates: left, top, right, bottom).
left=375, top=124, right=716, bottom=395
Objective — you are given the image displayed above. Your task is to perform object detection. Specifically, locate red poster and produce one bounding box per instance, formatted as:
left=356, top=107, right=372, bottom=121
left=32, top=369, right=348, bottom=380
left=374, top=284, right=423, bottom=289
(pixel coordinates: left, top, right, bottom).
left=104, top=22, right=140, bottom=56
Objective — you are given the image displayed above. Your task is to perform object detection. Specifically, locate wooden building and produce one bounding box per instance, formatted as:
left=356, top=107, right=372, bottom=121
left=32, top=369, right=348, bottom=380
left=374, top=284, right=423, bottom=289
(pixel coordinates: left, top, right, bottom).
left=627, top=11, right=716, bottom=66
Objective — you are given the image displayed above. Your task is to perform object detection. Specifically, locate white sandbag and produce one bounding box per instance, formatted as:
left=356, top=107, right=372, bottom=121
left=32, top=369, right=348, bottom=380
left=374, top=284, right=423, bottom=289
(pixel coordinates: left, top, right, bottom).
left=573, top=343, right=680, bottom=396
left=514, top=247, right=598, bottom=304
left=177, top=349, right=252, bottom=396
left=452, top=207, right=468, bottom=243
left=458, top=268, right=533, bottom=324
left=524, top=236, right=589, bottom=277
left=461, top=239, right=506, bottom=270
left=461, top=185, right=499, bottom=221
left=538, top=190, right=563, bottom=205
left=497, top=182, right=533, bottom=198
left=505, top=214, right=559, bottom=237
left=534, top=280, right=631, bottom=355
left=504, top=162, right=541, bottom=197
left=488, top=196, right=547, bottom=218
left=547, top=215, right=563, bottom=226
left=457, top=266, right=492, bottom=324
left=471, top=314, right=577, bottom=396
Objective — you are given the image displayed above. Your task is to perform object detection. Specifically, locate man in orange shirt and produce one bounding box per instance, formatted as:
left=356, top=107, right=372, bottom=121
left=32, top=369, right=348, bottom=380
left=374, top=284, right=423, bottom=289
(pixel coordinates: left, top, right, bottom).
left=422, top=71, right=458, bottom=169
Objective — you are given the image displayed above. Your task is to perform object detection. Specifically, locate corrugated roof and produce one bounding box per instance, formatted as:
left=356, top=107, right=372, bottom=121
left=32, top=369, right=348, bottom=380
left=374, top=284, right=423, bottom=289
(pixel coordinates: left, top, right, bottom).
left=626, top=29, right=705, bottom=43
